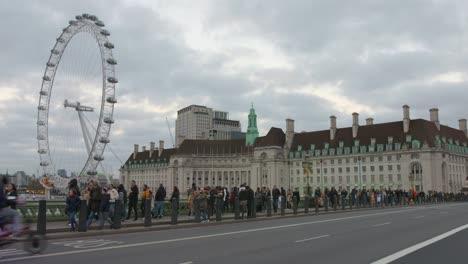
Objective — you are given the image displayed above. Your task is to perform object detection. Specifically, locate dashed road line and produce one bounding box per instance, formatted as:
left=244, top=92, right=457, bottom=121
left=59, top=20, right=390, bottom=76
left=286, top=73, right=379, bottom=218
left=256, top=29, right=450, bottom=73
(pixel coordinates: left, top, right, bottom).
left=373, top=222, right=391, bottom=227
left=295, top=234, right=330, bottom=243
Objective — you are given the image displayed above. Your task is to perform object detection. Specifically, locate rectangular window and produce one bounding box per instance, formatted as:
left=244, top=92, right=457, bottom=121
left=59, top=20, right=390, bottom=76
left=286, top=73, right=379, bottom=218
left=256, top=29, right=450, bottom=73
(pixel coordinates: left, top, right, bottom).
left=338, top=159, right=342, bottom=164
left=291, top=177, right=294, bottom=183
left=324, top=168, right=328, bottom=174
left=346, top=167, right=350, bottom=173
left=397, top=174, right=402, bottom=182
left=388, top=165, right=393, bottom=171
left=324, top=177, right=328, bottom=183
left=362, top=166, right=367, bottom=172
left=331, top=176, right=335, bottom=184
left=362, top=157, right=366, bottom=162
left=379, top=174, right=384, bottom=182
left=331, top=168, right=335, bottom=173
left=354, top=175, right=358, bottom=183
left=354, top=167, right=358, bottom=173
left=370, top=156, right=375, bottom=162
left=297, top=169, right=301, bottom=175
left=379, top=165, right=384, bottom=172
left=378, top=156, right=383, bottom=162
left=346, top=158, right=350, bottom=163
left=397, top=154, right=401, bottom=160
left=346, top=175, right=350, bottom=183
left=338, top=167, right=343, bottom=173
left=353, top=157, right=358, bottom=163
left=388, top=174, right=393, bottom=182
left=339, top=176, right=343, bottom=183
left=317, top=169, right=320, bottom=174
left=331, top=159, right=335, bottom=165
left=362, top=175, right=367, bottom=183
left=371, top=166, right=375, bottom=172
left=387, top=155, right=392, bottom=161
left=371, top=175, right=375, bottom=183
left=317, top=177, right=320, bottom=183
left=397, top=165, right=401, bottom=171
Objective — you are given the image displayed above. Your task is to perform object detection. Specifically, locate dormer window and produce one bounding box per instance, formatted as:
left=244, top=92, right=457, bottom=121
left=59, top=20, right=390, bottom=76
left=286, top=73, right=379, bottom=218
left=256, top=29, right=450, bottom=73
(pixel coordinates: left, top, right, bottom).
left=339, top=141, right=344, bottom=148
left=371, top=138, right=376, bottom=145
left=406, top=135, right=412, bottom=142
left=354, top=140, right=359, bottom=147
left=298, top=145, right=302, bottom=151
left=324, top=143, right=329, bottom=149
left=388, top=137, right=393, bottom=144
left=310, top=144, right=315, bottom=150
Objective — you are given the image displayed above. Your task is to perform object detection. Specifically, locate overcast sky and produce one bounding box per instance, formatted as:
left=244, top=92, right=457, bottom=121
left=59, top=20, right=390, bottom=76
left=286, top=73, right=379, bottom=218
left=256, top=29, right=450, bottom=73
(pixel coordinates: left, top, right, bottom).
left=1, top=0, right=468, bottom=177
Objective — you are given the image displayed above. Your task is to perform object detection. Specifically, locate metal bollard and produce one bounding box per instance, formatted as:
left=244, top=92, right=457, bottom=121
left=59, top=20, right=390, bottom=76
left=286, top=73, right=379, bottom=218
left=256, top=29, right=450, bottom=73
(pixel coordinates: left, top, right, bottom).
left=342, top=196, right=345, bottom=210
left=78, top=200, right=88, bottom=232
left=280, top=197, right=286, bottom=216
left=234, top=197, right=240, bottom=220
left=267, top=198, right=272, bottom=217
left=293, top=196, right=298, bottom=215
left=350, top=196, right=353, bottom=210
left=113, top=200, right=122, bottom=229
left=324, top=196, right=329, bottom=212
left=304, top=196, right=310, bottom=214
left=144, top=199, right=152, bottom=227
left=333, top=195, right=337, bottom=211
left=315, top=196, right=319, bottom=213
left=37, top=200, right=47, bottom=235
left=171, top=198, right=178, bottom=225
left=216, top=197, right=222, bottom=221
left=195, top=198, right=201, bottom=223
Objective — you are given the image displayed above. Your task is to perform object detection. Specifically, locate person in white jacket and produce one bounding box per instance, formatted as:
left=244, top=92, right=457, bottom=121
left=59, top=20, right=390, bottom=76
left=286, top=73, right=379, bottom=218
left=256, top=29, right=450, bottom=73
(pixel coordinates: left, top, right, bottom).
left=108, top=184, right=119, bottom=220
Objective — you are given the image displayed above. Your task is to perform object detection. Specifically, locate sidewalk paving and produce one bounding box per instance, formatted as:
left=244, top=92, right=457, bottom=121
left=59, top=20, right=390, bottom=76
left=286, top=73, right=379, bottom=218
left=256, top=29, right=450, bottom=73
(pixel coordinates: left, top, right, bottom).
left=33, top=203, right=428, bottom=240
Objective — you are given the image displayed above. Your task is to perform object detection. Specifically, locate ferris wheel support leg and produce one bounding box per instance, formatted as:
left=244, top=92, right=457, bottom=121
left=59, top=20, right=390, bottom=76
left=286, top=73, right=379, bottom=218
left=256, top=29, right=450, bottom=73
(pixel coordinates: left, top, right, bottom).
left=78, top=111, right=92, bottom=155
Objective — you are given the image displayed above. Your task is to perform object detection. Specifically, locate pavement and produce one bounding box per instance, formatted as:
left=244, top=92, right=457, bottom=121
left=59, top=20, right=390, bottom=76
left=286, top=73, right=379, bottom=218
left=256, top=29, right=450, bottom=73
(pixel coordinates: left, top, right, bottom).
left=1, top=202, right=468, bottom=263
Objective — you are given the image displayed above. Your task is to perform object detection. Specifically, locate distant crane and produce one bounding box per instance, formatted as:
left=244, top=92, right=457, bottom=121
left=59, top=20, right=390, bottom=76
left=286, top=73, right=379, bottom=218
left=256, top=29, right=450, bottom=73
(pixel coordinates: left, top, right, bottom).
left=165, top=117, right=175, bottom=147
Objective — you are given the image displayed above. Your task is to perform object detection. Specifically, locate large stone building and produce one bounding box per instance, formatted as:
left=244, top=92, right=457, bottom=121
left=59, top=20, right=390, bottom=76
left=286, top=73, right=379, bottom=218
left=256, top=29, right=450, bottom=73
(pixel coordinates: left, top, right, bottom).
left=175, top=105, right=242, bottom=147
left=120, top=105, right=468, bottom=195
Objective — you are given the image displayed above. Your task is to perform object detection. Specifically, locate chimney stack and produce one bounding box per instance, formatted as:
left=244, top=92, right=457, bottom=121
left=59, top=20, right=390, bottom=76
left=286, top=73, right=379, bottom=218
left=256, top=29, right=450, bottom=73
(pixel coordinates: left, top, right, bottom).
left=330, top=116, right=337, bottom=140
left=133, top=144, right=139, bottom=159
left=285, top=118, right=295, bottom=149
left=366, top=118, right=374, bottom=125
left=352, top=112, right=359, bottom=138
left=159, top=140, right=164, bottom=157
left=403, top=105, right=410, bottom=133
left=430, top=108, right=440, bottom=130
left=150, top=142, right=155, bottom=158
left=459, top=119, right=467, bottom=137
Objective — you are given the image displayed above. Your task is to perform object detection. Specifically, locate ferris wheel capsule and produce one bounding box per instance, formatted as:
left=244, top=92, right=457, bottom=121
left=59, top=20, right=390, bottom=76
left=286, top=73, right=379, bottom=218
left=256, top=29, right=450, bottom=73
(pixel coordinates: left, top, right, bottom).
left=106, top=96, right=117, bottom=104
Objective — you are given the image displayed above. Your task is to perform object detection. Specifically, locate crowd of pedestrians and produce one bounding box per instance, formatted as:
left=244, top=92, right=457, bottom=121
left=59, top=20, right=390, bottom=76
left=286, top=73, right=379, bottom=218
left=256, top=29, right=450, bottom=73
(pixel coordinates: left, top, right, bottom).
left=63, top=178, right=468, bottom=231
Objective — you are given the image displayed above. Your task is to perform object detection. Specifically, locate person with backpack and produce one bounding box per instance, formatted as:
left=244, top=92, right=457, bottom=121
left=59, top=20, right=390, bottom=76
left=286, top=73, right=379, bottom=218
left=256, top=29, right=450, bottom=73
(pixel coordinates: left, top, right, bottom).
left=99, top=188, right=113, bottom=229
left=66, top=189, right=80, bottom=232
left=272, top=186, right=280, bottom=213
left=87, top=181, right=102, bottom=227
left=140, top=184, right=150, bottom=219
left=153, top=184, right=166, bottom=219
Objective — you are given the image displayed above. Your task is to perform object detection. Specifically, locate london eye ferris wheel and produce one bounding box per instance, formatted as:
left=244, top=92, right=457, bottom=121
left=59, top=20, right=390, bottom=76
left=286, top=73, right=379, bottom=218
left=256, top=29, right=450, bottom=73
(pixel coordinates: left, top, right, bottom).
left=36, top=13, right=118, bottom=189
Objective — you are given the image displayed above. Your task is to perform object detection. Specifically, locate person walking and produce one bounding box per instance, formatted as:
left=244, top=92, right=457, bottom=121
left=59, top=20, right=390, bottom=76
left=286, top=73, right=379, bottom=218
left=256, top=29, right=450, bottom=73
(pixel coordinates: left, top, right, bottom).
left=66, top=189, right=80, bottom=232
left=170, top=186, right=180, bottom=215
left=98, top=188, right=113, bottom=229
left=140, top=185, right=150, bottom=219
left=108, top=184, right=119, bottom=220
left=117, top=184, right=127, bottom=220
left=87, top=181, right=102, bottom=227
left=292, top=188, right=300, bottom=207
left=5, top=183, right=18, bottom=210
left=239, top=185, right=248, bottom=219
left=272, top=186, right=280, bottom=213
left=126, top=180, right=139, bottom=221
left=199, top=189, right=209, bottom=223
left=154, top=184, right=166, bottom=219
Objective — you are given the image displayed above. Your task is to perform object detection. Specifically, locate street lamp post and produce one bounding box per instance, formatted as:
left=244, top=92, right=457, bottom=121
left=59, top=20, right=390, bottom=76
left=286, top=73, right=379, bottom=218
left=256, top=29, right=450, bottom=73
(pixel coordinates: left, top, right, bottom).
left=302, top=160, right=311, bottom=196
left=358, top=156, right=362, bottom=190
left=320, top=159, right=324, bottom=190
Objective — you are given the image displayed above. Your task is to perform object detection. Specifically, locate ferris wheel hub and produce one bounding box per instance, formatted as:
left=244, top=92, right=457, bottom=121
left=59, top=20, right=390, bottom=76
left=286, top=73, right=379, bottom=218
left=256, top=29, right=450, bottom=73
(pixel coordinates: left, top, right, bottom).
left=64, top=100, right=94, bottom=112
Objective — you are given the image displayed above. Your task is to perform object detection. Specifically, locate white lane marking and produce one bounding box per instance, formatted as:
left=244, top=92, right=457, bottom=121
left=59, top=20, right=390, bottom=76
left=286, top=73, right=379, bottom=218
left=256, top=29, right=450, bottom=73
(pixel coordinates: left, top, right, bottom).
left=0, top=203, right=465, bottom=263
left=0, top=249, right=27, bottom=257
left=179, top=262, right=193, bottom=264
left=440, top=211, right=448, bottom=214
left=373, top=222, right=391, bottom=227
left=411, top=216, right=425, bottom=219
left=52, top=239, right=123, bottom=249
left=371, top=223, right=468, bottom=264
left=295, top=234, right=330, bottom=243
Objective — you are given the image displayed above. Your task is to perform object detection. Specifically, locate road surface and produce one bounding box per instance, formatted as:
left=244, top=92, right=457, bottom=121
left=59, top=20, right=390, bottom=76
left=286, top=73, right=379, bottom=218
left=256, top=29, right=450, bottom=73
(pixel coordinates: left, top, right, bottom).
left=2, top=203, right=468, bottom=264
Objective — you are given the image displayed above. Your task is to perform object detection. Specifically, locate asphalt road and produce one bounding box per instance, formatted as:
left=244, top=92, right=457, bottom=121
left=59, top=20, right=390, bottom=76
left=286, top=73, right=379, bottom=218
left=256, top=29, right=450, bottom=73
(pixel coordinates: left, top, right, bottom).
left=2, top=203, right=468, bottom=264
